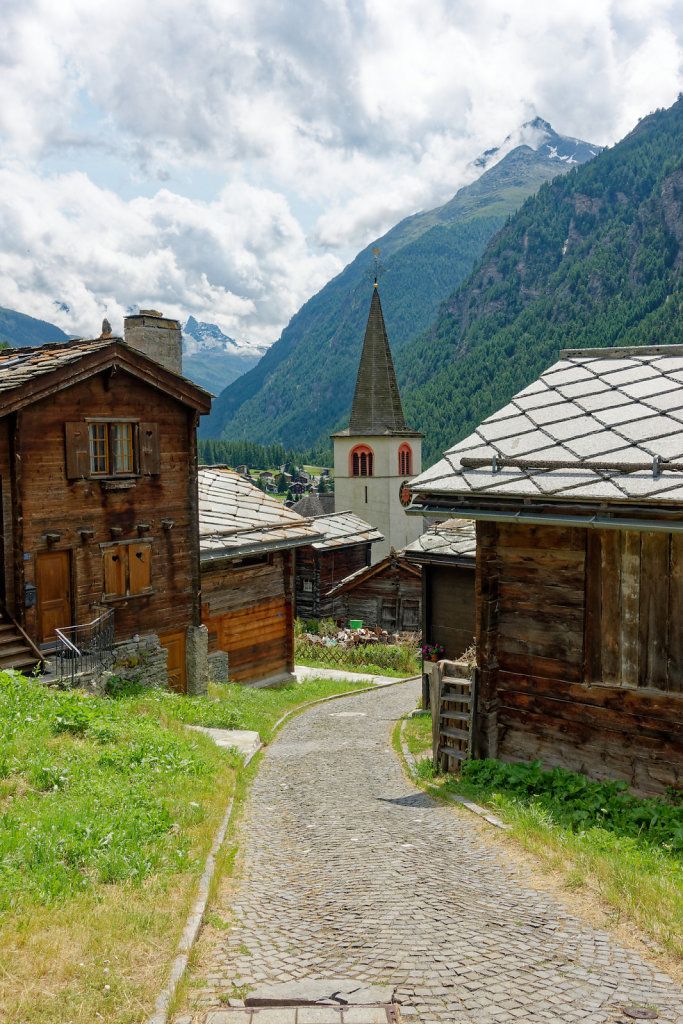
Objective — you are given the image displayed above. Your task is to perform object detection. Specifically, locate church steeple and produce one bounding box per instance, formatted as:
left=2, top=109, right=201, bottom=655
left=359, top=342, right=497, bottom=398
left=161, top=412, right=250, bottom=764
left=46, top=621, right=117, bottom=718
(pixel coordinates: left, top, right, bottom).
left=348, top=286, right=406, bottom=435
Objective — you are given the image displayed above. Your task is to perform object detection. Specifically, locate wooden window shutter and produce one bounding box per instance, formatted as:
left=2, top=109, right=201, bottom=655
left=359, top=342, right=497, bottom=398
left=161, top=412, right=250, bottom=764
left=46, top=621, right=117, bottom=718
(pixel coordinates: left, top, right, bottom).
left=140, top=422, right=161, bottom=475
left=65, top=422, right=91, bottom=479
left=103, top=546, right=126, bottom=599
left=129, top=542, right=152, bottom=595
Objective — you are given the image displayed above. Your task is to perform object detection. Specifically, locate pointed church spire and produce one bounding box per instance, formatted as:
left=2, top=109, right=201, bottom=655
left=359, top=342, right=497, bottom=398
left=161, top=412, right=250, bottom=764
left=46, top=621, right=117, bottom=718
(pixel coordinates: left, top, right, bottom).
left=348, top=286, right=407, bottom=435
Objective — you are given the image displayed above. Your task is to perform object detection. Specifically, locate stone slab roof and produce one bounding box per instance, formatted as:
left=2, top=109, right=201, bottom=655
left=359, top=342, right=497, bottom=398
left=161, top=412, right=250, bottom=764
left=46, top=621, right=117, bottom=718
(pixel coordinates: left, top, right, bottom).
left=404, top=519, right=476, bottom=563
left=291, top=492, right=336, bottom=517
left=306, top=510, right=383, bottom=551
left=0, top=336, right=211, bottom=412
left=411, top=346, right=683, bottom=508
left=199, top=468, right=323, bottom=560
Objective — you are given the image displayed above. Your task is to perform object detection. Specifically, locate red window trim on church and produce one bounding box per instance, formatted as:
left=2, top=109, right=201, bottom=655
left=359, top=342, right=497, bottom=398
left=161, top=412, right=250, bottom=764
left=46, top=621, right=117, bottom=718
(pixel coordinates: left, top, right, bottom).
left=350, top=444, right=374, bottom=477
left=398, top=443, right=412, bottom=476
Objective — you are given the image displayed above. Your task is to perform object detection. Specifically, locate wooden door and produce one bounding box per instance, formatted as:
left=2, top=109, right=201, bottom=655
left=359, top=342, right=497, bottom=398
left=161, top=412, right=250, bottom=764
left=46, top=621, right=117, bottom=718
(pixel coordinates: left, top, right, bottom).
left=36, top=550, right=72, bottom=642
left=158, top=629, right=186, bottom=693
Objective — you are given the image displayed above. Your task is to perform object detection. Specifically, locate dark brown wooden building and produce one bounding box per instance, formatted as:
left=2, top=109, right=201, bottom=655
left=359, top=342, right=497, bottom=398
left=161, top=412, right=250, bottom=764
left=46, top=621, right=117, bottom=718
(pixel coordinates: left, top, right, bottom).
left=199, top=468, right=322, bottom=686
left=410, top=344, right=683, bottom=796
left=404, top=519, right=476, bottom=660
left=326, top=549, right=421, bottom=632
left=0, top=318, right=211, bottom=689
left=294, top=510, right=382, bottom=622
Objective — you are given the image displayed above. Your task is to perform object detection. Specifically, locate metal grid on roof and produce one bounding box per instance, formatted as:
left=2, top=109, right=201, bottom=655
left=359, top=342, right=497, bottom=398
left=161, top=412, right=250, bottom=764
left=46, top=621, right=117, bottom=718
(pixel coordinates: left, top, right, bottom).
left=410, top=346, right=683, bottom=505
left=198, top=468, right=323, bottom=559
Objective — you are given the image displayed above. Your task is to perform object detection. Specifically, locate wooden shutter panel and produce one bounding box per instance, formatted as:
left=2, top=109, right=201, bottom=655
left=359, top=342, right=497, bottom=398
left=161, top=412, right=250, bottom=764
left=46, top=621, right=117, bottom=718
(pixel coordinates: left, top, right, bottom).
left=103, top=546, right=126, bottom=599
left=140, top=422, right=160, bottom=475
left=129, top=542, right=152, bottom=595
left=65, top=422, right=90, bottom=479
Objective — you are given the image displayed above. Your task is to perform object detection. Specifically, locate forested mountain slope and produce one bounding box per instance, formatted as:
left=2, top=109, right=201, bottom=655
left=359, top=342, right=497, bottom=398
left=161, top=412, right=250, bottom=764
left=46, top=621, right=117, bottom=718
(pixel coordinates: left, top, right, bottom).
left=204, top=123, right=598, bottom=445
left=398, top=97, right=683, bottom=465
left=0, top=307, right=70, bottom=348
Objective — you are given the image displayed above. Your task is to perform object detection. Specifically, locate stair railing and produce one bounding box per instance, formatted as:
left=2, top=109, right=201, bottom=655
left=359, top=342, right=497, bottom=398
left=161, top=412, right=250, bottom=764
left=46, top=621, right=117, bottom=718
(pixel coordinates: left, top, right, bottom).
left=55, top=608, right=115, bottom=685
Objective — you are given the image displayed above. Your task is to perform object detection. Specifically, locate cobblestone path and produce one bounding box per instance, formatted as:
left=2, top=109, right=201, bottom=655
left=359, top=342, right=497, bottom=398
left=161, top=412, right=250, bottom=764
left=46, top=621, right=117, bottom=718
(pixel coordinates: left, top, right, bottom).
left=179, top=680, right=683, bottom=1024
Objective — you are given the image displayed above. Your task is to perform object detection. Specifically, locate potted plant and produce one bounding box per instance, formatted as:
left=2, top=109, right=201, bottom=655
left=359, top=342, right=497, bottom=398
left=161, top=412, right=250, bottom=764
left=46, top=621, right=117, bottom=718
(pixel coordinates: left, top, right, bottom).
left=422, top=644, right=444, bottom=662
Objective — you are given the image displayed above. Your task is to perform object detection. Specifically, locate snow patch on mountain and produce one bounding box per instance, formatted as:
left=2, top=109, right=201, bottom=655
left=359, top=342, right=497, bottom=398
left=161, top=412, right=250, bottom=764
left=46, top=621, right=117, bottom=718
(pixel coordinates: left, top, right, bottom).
left=474, top=116, right=602, bottom=173
left=182, top=316, right=266, bottom=358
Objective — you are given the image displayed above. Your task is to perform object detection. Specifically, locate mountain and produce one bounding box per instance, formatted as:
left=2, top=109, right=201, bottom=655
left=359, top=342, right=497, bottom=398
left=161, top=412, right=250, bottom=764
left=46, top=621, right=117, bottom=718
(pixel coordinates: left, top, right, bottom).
left=202, top=121, right=601, bottom=445
left=397, top=96, right=683, bottom=464
left=0, top=307, right=70, bottom=348
left=182, top=317, right=263, bottom=393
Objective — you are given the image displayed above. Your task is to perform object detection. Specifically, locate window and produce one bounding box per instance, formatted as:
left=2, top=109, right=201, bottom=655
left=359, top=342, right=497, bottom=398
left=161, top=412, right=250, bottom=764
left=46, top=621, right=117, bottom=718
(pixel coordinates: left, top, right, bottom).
left=103, top=542, right=152, bottom=600
left=66, top=421, right=160, bottom=479
left=398, top=443, right=413, bottom=476
left=349, top=444, right=374, bottom=477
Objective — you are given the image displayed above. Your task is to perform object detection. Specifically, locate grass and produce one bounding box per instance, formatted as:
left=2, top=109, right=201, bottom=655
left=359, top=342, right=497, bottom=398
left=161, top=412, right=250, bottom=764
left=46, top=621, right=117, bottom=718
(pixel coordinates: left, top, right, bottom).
left=398, top=710, right=683, bottom=960
left=294, top=640, right=421, bottom=678
left=0, top=670, right=376, bottom=1023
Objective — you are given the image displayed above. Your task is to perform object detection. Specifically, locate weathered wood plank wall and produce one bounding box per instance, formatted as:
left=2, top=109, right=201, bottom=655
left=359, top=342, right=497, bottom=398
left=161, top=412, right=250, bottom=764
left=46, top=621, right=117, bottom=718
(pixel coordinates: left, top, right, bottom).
left=476, top=521, right=683, bottom=795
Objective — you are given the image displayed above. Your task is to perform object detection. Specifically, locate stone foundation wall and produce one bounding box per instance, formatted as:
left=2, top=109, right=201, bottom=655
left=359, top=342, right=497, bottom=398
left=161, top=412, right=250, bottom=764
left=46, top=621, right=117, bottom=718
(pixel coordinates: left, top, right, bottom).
left=208, top=650, right=229, bottom=684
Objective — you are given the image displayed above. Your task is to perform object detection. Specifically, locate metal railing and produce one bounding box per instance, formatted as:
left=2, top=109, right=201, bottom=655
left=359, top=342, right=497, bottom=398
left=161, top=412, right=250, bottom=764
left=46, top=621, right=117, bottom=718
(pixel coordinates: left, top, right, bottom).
left=55, top=608, right=115, bottom=685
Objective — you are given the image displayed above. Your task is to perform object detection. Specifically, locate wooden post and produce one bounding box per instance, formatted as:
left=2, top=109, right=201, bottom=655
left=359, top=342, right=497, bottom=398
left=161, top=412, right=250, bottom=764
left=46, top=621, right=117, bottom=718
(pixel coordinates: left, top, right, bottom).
left=428, top=662, right=442, bottom=768
left=475, top=521, right=499, bottom=759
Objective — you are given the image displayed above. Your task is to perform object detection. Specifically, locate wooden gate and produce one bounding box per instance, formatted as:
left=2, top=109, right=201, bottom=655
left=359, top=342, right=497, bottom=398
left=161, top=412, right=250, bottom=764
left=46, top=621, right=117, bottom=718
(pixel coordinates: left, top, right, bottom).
left=36, top=550, right=72, bottom=643
left=158, top=628, right=187, bottom=693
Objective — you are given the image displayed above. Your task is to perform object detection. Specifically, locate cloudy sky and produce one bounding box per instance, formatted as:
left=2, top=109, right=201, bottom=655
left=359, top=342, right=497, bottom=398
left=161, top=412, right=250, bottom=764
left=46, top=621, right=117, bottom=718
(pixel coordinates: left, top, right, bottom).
left=0, top=0, right=682, bottom=349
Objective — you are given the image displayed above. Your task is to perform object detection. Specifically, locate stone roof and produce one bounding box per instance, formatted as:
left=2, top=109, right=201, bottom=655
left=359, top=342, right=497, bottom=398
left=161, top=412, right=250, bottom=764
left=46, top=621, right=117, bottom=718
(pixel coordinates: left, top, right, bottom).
left=0, top=336, right=211, bottom=412
left=333, top=287, right=420, bottom=438
left=291, top=492, right=336, bottom=517
left=198, top=468, right=323, bottom=561
left=411, top=346, right=683, bottom=509
left=306, top=510, right=383, bottom=551
left=404, top=519, right=476, bottom=563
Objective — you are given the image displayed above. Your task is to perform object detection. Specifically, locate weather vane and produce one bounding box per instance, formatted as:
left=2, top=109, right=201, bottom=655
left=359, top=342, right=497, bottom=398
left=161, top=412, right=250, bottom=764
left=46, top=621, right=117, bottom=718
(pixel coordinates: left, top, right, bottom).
left=364, top=248, right=387, bottom=287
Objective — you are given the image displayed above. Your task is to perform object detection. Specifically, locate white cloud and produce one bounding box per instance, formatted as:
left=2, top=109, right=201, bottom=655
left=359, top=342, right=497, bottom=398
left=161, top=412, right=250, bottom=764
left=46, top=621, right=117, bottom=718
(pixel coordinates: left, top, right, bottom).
left=0, top=0, right=681, bottom=342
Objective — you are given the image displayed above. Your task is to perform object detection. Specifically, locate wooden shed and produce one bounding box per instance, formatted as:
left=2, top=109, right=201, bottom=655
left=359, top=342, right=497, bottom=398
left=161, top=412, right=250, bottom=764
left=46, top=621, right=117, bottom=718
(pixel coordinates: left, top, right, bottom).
left=0, top=331, right=210, bottom=689
left=404, top=519, right=476, bottom=659
left=325, top=549, right=421, bottom=632
left=294, top=510, right=383, bottom=622
left=199, top=468, right=322, bottom=686
left=409, top=344, right=683, bottom=796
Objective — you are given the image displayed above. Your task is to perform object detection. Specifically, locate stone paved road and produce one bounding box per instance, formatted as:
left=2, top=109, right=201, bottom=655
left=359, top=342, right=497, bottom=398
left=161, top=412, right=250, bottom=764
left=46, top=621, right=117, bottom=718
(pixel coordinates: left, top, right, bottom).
left=178, top=680, right=683, bottom=1024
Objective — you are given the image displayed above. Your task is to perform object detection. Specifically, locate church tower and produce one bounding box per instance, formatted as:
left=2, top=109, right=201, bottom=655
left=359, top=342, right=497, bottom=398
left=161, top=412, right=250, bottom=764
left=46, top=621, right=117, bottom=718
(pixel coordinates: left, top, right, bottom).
left=332, top=278, right=423, bottom=562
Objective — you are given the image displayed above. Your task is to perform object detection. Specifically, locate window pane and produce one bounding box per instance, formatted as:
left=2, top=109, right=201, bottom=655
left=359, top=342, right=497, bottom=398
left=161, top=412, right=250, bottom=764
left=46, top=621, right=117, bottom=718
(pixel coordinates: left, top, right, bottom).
left=88, top=423, right=108, bottom=475
left=112, top=422, right=133, bottom=474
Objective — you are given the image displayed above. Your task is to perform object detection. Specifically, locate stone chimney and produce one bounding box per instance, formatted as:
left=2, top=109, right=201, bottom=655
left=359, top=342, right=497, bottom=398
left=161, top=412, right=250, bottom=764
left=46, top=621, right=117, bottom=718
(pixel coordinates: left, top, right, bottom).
left=123, top=309, right=182, bottom=375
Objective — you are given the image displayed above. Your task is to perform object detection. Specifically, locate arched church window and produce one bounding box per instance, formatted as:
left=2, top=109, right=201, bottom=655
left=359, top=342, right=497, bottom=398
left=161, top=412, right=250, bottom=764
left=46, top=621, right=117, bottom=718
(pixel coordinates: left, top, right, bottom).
left=398, top=443, right=412, bottom=476
left=349, top=444, right=374, bottom=477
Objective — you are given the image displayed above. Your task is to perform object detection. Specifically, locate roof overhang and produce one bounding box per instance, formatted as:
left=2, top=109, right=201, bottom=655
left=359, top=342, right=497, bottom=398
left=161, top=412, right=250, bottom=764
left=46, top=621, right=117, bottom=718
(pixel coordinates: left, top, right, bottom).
left=407, top=502, right=683, bottom=534
left=200, top=530, right=325, bottom=565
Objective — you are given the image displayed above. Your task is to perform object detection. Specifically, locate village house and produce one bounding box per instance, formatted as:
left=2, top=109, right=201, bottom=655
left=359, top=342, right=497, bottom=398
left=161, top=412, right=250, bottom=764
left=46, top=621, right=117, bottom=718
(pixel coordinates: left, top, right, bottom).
left=409, top=345, right=683, bottom=796
left=325, top=548, right=421, bottom=633
left=0, top=311, right=211, bottom=691
left=198, top=467, right=322, bottom=686
left=294, top=510, right=383, bottom=622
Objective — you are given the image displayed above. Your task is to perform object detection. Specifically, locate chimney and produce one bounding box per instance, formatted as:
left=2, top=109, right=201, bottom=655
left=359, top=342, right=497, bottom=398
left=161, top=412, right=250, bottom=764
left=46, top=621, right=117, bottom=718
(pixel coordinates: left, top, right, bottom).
left=123, top=309, right=182, bottom=375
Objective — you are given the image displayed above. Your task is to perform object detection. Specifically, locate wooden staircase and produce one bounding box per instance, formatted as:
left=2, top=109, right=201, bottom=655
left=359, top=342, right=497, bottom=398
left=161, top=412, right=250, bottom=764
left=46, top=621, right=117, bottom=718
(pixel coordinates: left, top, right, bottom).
left=0, top=607, right=44, bottom=674
left=428, top=658, right=475, bottom=773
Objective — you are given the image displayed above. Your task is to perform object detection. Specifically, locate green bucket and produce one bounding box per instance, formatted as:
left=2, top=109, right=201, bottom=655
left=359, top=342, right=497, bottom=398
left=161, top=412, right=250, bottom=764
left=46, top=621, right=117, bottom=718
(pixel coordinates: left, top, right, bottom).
left=350, top=620, right=363, bottom=629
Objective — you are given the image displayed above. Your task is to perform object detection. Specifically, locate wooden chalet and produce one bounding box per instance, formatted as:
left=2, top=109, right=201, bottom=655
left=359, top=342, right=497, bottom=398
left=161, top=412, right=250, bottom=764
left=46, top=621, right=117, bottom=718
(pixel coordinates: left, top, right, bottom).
left=404, top=518, right=476, bottom=656
left=0, top=321, right=211, bottom=689
left=198, top=468, right=322, bottom=686
left=294, top=510, right=383, bottom=622
left=326, top=548, right=421, bottom=632
left=409, top=345, right=683, bottom=796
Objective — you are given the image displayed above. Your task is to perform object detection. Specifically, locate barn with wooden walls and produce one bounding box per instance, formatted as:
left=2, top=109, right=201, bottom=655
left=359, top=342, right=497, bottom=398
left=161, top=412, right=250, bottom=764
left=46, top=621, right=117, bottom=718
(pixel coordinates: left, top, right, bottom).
left=409, top=345, right=683, bottom=797
left=0, top=318, right=211, bottom=691
left=294, top=510, right=383, bottom=622
left=199, top=468, right=322, bottom=686
left=404, top=519, right=476, bottom=660
left=325, top=549, right=421, bottom=633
